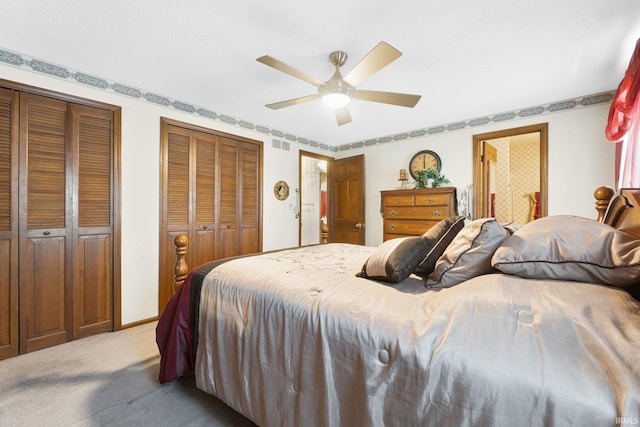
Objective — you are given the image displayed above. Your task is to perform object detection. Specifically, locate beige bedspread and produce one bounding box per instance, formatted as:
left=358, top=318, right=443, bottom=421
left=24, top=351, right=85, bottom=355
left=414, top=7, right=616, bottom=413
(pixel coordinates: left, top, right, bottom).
left=194, top=243, right=640, bottom=427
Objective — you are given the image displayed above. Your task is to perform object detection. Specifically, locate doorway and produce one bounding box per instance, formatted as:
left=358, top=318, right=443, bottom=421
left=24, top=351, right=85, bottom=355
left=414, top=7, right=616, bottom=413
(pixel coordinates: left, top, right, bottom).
left=299, top=150, right=332, bottom=245
left=472, top=123, right=548, bottom=223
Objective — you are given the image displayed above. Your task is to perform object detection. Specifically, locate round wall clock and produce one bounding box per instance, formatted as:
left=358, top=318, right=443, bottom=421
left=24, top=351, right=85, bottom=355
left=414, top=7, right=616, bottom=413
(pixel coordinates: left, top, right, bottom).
left=409, top=150, right=442, bottom=179
left=274, top=180, right=290, bottom=201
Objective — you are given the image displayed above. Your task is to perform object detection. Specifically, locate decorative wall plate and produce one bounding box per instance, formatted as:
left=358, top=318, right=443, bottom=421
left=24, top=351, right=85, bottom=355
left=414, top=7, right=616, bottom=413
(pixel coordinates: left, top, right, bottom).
left=274, top=180, right=290, bottom=200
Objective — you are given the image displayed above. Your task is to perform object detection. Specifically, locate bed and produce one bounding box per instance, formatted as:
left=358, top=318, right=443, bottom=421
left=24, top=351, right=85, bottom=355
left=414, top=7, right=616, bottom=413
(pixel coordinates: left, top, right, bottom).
left=156, top=186, right=640, bottom=427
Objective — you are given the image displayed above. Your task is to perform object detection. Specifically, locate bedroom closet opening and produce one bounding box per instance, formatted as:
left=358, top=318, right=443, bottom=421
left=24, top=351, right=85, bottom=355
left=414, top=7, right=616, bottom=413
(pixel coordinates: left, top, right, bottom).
left=299, top=150, right=331, bottom=245
left=0, top=82, right=121, bottom=360
left=159, top=118, right=263, bottom=314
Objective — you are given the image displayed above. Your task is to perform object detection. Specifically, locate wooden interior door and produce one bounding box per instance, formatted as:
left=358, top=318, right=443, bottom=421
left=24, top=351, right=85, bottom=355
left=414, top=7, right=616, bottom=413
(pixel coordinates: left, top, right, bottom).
left=330, top=154, right=365, bottom=245
left=19, top=93, right=72, bottom=353
left=0, top=87, right=19, bottom=359
left=72, top=104, right=114, bottom=339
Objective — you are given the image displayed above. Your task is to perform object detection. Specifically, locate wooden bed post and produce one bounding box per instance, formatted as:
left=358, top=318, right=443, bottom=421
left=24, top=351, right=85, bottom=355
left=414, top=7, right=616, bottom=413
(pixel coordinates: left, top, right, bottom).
left=173, top=234, right=189, bottom=292
left=594, top=186, right=615, bottom=222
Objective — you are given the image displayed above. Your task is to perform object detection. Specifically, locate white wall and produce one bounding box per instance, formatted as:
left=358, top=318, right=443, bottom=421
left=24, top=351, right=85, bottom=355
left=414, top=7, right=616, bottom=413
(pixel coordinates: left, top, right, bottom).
left=1, top=63, right=616, bottom=324
left=336, top=105, right=616, bottom=246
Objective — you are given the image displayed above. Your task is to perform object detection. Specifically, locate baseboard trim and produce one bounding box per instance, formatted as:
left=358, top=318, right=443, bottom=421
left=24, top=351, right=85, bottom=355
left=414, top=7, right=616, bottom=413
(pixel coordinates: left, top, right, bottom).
left=121, top=316, right=158, bottom=330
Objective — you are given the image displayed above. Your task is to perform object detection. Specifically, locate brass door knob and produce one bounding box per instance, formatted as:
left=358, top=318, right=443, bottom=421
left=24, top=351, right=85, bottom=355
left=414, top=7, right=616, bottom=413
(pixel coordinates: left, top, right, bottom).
left=355, top=223, right=364, bottom=229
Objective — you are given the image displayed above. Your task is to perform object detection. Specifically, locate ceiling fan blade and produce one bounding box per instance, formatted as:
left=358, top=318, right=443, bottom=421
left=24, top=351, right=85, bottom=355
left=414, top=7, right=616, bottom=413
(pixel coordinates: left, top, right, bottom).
left=352, top=89, right=421, bottom=108
left=265, top=94, right=320, bottom=110
left=342, top=41, right=402, bottom=87
left=257, top=56, right=325, bottom=87
left=335, top=107, right=352, bottom=126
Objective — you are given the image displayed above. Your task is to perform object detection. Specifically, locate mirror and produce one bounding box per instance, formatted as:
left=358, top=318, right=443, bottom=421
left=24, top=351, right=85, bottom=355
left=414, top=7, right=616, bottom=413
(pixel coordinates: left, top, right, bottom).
left=472, top=123, right=548, bottom=223
left=299, top=150, right=332, bottom=245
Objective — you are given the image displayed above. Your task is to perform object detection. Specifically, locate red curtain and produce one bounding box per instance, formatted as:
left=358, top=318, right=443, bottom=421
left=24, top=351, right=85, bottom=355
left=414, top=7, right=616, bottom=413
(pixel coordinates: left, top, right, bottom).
left=606, top=38, right=640, bottom=188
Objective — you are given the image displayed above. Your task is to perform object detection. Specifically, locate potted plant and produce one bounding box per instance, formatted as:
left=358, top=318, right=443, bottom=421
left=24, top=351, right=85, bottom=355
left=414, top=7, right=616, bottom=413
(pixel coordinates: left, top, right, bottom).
left=414, top=168, right=450, bottom=189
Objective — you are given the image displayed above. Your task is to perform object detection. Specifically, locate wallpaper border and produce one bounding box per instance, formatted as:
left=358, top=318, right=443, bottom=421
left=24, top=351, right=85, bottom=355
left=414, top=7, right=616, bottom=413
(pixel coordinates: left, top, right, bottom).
left=0, top=47, right=614, bottom=152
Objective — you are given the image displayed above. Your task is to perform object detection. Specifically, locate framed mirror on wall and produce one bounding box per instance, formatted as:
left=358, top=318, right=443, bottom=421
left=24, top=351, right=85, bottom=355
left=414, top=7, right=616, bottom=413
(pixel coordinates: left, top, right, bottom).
left=472, top=123, right=548, bottom=223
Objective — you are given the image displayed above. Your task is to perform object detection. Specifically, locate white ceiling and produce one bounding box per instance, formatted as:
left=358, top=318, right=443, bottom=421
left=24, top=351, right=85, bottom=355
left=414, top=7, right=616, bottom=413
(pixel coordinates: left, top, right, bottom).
left=1, top=0, right=639, bottom=146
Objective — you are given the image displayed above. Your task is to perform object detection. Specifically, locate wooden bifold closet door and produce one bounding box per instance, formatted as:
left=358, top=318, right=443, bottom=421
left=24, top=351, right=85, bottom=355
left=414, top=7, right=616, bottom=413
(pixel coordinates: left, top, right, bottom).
left=0, top=86, right=118, bottom=360
left=159, top=118, right=262, bottom=313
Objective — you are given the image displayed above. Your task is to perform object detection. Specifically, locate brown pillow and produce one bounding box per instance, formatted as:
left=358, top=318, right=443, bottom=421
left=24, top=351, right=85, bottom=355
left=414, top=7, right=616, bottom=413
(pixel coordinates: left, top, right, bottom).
left=491, top=215, right=640, bottom=287
left=414, top=216, right=466, bottom=278
left=357, top=236, right=432, bottom=283
left=426, top=218, right=512, bottom=288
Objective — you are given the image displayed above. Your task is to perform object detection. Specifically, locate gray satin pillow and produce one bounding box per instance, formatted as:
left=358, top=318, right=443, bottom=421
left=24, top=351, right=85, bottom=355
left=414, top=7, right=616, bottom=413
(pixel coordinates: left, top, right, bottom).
left=492, top=215, right=640, bottom=287
left=426, top=218, right=512, bottom=288
left=414, top=216, right=466, bottom=278
left=357, top=236, right=433, bottom=283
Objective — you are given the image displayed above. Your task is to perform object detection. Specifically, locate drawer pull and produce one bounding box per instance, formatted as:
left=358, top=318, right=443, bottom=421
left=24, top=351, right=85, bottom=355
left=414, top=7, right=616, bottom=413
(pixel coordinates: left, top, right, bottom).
left=395, top=199, right=401, bottom=204
left=390, top=210, right=398, bottom=216
left=433, top=210, right=443, bottom=217
left=427, top=198, right=434, bottom=204
left=390, top=224, right=398, bottom=230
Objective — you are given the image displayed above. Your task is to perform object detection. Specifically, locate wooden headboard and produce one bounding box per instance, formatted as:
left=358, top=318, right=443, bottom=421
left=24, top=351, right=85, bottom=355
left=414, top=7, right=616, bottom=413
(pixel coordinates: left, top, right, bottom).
left=606, top=188, right=640, bottom=239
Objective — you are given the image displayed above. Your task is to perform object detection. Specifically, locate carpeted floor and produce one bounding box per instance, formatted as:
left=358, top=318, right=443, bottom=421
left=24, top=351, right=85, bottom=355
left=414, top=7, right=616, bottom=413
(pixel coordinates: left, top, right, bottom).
left=0, top=322, right=256, bottom=427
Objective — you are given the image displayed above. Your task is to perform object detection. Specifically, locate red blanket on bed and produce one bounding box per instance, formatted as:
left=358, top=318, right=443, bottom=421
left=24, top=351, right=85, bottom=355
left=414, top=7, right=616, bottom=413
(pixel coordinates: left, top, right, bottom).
left=155, top=272, right=195, bottom=383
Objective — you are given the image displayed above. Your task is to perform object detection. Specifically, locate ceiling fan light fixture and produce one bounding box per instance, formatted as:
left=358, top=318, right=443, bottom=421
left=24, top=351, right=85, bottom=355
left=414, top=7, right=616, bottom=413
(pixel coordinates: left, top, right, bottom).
left=322, top=92, right=351, bottom=108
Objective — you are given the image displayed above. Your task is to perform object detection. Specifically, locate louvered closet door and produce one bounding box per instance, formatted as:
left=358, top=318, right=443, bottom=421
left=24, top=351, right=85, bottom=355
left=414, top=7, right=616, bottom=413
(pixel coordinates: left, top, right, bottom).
left=192, top=132, right=216, bottom=268
left=239, top=142, right=261, bottom=255
left=159, top=119, right=262, bottom=313
left=162, top=125, right=217, bottom=307
left=163, top=125, right=191, bottom=308
left=72, top=104, right=113, bottom=338
left=217, top=138, right=239, bottom=259
left=0, top=88, right=18, bottom=359
left=19, top=93, right=71, bottom=353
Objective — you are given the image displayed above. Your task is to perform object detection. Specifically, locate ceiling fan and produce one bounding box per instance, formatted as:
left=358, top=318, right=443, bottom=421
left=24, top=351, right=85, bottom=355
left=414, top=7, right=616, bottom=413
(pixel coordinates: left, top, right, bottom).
left=256, top=41, right=422, bottom=126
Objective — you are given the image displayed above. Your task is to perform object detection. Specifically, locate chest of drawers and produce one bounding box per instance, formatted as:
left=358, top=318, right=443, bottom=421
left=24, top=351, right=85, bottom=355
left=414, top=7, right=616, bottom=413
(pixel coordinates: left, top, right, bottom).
left=381, top=187, right=457, bottom=241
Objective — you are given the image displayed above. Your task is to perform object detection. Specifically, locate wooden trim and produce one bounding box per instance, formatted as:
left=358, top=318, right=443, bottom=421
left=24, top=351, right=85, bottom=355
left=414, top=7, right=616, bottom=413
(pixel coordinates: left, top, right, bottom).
left=112, top=107, right=123, bottom=331
left=121, top=316, right=158, bottom=330
left=160, top=117, right=258, bottom=143
left=472, top=123, right=548, bottom=221
left=0, top=79, right=120, bottom=112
